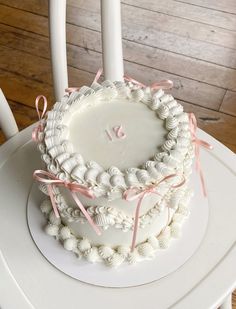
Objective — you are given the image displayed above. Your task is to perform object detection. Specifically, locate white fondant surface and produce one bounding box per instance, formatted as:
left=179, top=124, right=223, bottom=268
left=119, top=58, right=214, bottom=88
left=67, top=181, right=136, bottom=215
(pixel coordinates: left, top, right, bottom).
left=27, top=171, right=209, bottom=287
left=68, top=98, right=167, bottom=170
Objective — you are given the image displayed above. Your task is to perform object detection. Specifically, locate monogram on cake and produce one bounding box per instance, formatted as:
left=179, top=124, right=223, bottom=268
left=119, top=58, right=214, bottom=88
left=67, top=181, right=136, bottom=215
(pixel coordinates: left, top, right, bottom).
left=34, top=77, right=194, bottom=267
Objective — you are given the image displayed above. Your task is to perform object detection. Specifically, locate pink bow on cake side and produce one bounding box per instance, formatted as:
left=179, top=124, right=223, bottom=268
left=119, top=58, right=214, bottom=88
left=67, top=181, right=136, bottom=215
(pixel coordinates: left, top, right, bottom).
left=32, top=95, right=48, bottom=142
left=188, top=113, right=213, bottom=197
left=123, top=174, right=185, bottom=252
left=33, top=170, right=101, bottom=236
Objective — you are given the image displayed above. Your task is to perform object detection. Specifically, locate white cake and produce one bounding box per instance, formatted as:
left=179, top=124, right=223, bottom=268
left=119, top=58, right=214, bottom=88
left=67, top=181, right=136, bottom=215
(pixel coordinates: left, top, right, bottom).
left=35, top=79, right=194, bottom=267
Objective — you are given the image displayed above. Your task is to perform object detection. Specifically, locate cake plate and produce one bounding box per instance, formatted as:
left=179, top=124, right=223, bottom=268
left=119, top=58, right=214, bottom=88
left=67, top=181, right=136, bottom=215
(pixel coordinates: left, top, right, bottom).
left=0, top=125, right=236, bottom=309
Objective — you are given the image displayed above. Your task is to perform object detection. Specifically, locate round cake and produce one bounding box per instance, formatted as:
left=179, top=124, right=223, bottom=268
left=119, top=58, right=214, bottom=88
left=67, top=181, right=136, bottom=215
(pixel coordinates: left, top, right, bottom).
left=35, top=79, right=194, bottom=267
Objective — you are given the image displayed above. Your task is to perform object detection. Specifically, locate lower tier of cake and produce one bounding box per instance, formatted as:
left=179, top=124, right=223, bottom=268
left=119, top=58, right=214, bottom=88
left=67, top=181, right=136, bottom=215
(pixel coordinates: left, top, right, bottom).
left=40, top=188, right=193, bottom=267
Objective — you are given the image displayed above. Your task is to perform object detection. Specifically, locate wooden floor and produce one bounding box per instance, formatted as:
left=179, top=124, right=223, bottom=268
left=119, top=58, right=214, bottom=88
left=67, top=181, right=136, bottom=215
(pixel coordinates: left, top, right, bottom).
left=0, top=0, right=235, bottom=306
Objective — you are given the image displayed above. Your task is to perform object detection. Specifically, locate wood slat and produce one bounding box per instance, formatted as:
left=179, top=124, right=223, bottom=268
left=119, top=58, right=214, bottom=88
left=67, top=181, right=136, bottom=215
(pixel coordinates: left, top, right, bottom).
left=174, top=0, right=236, bottom=15
left=3, top=0, right=236, bottom=26
left=0, top=0, right=48, bottom=15
left=179, top=100, right=236, bottom=151
left=0, top=69, right=53, bottom=108
left=0, top=42, right=226, bottom=110
left=1, top=3, right=236, bottom=70
left=64, top=44, right=227, bottom=109
left=0, top=67, right=94, bottom=108
left=0, top=4, right=48, bottom=36
left=68, top=0, right=236, bottom=50
left=1, top=21, right=236, bottom=92
left=0, top=45, right=52, bottom=84
left=123, top=61, right=225, bottom=109
left=0, top=24, right=50, bottom=58
left=220, top=91, right=236, bottom=117
left=123, top=0, right=236, bottom=31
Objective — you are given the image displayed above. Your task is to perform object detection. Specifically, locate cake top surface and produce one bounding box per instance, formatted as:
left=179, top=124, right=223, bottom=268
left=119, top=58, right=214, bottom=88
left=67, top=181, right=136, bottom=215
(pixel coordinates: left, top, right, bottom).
left=68, top=96, right=167, bottom=170
left=39, top=80, right=192, bottom=197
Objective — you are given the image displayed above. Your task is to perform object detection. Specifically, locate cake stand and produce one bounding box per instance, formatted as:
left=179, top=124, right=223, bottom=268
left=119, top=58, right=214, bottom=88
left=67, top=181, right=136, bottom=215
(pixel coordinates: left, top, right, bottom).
left=0, top=125, right=235, bottom=309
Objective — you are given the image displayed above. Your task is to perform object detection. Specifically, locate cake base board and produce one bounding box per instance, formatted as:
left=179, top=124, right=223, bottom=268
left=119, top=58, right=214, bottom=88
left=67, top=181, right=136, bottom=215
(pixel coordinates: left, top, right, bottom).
left=27, top=171, right=209, bottom=288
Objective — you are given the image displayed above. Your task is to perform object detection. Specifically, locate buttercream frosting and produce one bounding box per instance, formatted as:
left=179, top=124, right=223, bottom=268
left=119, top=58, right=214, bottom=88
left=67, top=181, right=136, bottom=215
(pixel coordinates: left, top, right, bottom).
left=35, top=78, right=195, bottom=267
left=40, top=188, right=192, bottom=266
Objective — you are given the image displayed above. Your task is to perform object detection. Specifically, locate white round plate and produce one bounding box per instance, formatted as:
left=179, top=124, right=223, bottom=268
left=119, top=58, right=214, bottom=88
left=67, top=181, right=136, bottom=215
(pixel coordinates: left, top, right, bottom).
left=27, top=171, right=208, bottom=288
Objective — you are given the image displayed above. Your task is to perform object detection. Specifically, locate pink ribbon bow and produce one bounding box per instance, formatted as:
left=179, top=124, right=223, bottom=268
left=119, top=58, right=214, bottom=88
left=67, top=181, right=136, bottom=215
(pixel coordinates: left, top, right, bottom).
left=123, top=174, right=185, bottom=251
left=33, top=170, right=101, bottom=236
left=124, top=75, right=173, bottom=90
left=32, top=95, right=48, bottom=142
left=188, top=113, right=213, bottom=197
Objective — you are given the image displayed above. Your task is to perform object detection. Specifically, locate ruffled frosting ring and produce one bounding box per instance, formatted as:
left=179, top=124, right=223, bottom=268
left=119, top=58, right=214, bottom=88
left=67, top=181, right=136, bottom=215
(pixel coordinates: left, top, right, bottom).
left=40, top=80, right=193, bottom=197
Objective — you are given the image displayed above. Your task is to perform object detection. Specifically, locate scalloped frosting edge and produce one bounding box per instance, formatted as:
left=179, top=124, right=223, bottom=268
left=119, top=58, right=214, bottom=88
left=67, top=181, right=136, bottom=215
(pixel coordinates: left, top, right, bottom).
left=39, top=183, right=192, bottom=231
left=40, top=189, right=193, bottom=267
